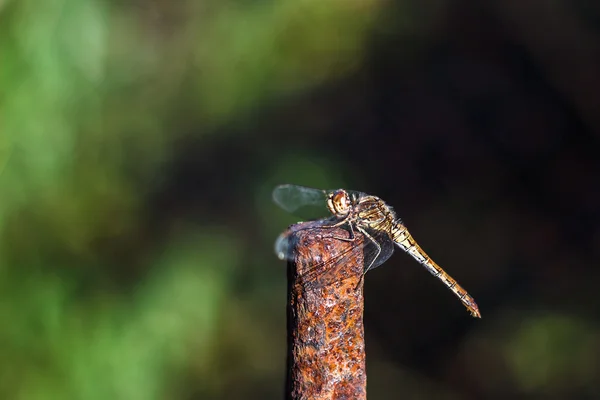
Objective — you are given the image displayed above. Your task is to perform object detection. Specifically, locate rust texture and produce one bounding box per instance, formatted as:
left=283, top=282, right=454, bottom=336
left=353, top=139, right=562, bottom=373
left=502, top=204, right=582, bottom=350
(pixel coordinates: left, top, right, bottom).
left=285, top=222, right=366, bottom=400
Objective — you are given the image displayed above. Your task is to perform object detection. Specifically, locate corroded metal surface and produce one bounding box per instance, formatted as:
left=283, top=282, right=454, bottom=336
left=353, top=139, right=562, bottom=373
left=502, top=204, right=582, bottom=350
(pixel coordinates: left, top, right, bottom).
left=285, top=222, right=366, bottom=400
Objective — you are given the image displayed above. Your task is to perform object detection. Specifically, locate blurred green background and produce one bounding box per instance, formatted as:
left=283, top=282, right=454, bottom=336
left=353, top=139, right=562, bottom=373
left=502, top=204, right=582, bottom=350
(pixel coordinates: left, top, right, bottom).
left=2, top=0, right=600, bottom=399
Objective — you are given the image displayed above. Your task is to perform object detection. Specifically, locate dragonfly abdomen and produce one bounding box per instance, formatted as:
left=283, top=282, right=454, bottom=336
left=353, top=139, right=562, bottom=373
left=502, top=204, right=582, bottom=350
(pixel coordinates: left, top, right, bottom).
left=392, top=228, right=482, bottom=318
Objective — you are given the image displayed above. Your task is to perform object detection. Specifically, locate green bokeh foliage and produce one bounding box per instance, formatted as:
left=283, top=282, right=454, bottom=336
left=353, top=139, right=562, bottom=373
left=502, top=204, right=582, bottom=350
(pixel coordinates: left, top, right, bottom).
left=0, top=0, right=377, bottom=398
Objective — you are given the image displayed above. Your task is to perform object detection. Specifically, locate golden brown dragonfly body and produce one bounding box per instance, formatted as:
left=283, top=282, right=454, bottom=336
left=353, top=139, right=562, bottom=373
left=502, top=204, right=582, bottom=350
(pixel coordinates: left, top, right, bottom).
left=274, top=184, right=481, bottom=318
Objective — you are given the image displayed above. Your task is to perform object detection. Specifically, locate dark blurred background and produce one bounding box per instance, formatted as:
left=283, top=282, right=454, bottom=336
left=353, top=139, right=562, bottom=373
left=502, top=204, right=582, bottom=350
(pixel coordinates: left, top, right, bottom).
left=1, top=0, right=600, bottom=399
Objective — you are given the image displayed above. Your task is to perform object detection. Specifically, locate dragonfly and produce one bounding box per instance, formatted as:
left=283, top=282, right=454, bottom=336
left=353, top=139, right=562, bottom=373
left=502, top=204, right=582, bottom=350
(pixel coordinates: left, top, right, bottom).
left=273, top=184, right=481, bottom=318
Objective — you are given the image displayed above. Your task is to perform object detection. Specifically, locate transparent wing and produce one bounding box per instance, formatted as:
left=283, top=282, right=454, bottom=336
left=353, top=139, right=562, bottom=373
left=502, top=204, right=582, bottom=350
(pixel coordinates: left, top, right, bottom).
left=274, top=218, right=335, bottom=261
left=361, top=226, right=395, bottom=272
left=275, top=222, right=396, bottom=290
left=272, top=184, right=329, bottom=220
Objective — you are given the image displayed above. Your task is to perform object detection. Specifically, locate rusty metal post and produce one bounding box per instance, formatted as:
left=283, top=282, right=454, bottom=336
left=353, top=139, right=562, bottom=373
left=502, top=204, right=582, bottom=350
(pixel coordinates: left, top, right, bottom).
left=285, top=222, right=367, bottom=400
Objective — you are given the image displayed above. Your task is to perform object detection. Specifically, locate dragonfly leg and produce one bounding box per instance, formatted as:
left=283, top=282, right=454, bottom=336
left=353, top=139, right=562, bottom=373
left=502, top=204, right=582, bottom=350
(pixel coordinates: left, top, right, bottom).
left=321, top=218, right=357, bottom=242
left=332, top=221, right=356, bottom=242
left=322, top=218, right=349, bottom=228
left=353, top=226, right=381, bottom=289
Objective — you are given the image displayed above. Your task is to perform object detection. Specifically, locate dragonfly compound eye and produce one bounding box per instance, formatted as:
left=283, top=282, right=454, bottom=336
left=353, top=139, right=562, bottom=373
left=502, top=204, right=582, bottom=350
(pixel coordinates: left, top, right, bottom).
left=327, top=189, right=351, bottom=216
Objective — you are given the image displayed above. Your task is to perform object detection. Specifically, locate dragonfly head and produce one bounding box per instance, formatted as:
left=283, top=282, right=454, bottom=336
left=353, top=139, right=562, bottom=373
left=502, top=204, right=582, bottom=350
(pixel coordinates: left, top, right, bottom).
left=327, top=189, right=351, bottom=217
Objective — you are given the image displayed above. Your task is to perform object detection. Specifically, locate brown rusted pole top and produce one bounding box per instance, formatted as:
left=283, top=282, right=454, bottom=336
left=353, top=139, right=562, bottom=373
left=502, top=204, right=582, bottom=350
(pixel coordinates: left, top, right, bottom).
left=285, top=222, right=366, bottom=400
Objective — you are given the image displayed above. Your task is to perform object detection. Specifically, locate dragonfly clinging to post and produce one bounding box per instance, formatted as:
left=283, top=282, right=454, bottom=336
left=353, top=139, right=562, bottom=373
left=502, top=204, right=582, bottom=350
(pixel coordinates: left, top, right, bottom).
left=273, top=184, right=481, bottom=318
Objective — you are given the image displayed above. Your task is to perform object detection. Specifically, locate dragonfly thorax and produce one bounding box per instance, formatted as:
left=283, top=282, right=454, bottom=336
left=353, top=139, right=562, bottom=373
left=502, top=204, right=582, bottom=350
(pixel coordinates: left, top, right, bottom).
left=327, top=189, right=352, bottom=217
